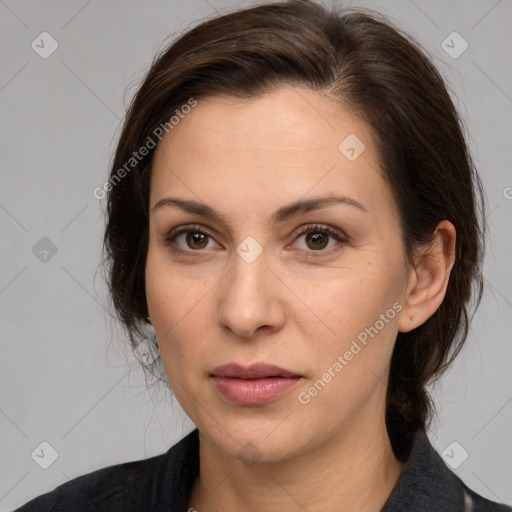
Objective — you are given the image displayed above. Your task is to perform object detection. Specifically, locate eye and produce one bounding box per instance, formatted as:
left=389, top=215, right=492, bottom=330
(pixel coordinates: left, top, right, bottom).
left=165, top=224, right=221, bottom=254
left=291, top=223, right=347, bottom=255
left=164, top=223, right=347, bottom=257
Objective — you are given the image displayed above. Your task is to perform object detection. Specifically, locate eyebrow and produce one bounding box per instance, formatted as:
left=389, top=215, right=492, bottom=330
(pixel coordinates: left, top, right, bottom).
left=151, top=194, right=367, bottom=225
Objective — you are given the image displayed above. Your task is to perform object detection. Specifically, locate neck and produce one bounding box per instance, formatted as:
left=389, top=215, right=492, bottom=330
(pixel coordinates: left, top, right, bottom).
left=187, top=414, right=405, bottom=512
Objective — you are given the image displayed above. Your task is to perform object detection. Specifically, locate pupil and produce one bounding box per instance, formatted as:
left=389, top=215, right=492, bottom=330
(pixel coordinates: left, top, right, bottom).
left=307, top=232, right=328, bottom=250
left=187, top=232, right=207, bottom=249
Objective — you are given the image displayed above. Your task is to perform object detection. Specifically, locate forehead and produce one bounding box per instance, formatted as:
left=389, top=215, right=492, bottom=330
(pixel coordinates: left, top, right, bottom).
left=150, top=85, right=388, bottom=215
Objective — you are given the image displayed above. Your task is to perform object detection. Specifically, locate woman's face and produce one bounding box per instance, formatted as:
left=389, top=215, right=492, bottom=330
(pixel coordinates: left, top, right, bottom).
left=146, top=85, right=412, bottom=462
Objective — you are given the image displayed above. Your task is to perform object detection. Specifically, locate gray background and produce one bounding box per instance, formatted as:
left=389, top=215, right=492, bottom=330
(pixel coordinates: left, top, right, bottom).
left=1, top=0, right=511, bottom=509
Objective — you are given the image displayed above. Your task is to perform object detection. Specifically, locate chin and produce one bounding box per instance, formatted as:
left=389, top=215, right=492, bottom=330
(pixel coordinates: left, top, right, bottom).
left=199, top=416, right=311, bottom=464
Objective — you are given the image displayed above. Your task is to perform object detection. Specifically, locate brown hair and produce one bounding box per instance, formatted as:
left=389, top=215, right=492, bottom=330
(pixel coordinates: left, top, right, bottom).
left=102, top=0, right=485, bottom=460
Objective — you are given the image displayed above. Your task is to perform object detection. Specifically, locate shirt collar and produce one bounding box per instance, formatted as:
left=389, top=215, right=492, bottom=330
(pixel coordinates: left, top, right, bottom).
left=380, top=429, right=466, bottom=511
left=160, top=428, right=472, bottom=512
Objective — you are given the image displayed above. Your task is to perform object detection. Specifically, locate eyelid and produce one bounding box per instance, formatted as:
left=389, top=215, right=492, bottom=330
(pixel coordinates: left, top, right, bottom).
left=165, top=223, right=215, bottom=241
left=293, top=223, right=348, bottom=241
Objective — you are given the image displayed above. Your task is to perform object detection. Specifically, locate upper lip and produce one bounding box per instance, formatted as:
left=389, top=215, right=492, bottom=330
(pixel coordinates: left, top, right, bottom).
left=210, top=363, right=302, bottom=379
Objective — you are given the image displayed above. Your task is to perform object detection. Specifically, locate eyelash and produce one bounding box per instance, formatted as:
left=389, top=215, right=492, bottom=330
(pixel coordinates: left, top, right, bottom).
left=164, top=223, right=348, bottom=258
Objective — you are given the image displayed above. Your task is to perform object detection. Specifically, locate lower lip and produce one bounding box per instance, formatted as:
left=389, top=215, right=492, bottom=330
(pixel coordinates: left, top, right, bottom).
left=211, top=376, right=302, bottom=405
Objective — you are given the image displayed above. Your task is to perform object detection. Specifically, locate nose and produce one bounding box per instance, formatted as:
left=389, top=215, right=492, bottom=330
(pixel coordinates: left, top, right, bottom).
left=217, top=250, right=286, bottom=339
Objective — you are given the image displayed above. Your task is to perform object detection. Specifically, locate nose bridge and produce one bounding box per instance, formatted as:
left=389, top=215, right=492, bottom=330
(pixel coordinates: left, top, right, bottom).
left=217, top=245, right=283, bottom=338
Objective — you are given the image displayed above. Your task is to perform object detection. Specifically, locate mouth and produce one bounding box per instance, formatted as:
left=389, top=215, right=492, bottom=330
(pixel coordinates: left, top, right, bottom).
left=210, top=363, right=303, bottom=406
left=210, top=362, right=302, bottom=379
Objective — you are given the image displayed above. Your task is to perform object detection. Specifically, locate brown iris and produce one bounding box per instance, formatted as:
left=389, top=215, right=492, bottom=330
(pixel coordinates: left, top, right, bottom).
left=186, top=232, right=209, bottom=250
left=306, top=232, right=329, bottom=250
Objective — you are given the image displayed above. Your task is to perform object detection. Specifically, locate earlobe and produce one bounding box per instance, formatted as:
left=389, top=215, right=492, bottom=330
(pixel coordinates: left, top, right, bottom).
left=398, top=220, right=456, bottom=333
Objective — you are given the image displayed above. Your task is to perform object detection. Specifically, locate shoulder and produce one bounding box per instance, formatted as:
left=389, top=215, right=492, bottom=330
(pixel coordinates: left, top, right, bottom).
left=462, top=483, right=511, bottom=512
left=13, top=429, right=200, bottom=512
left=382, top=430, right=511, bottom=511
left=13, top=451, right=168, bottom=511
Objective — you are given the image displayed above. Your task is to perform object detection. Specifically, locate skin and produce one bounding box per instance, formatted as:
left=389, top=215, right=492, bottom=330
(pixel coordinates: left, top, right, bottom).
left=145, top=84, right=456, bottom=512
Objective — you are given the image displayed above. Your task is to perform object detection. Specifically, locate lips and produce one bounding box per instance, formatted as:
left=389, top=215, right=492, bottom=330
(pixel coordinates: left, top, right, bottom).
left=210, top=363, right=302, bottom=379
left=210, top=363, right=303, bottom=406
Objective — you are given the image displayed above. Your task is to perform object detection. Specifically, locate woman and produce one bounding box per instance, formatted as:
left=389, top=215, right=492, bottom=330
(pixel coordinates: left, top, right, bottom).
left=15, top=0, right=510, bottom=510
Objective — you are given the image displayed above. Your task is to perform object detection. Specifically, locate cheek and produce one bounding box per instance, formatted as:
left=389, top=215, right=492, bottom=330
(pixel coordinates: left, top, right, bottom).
left=313, top=261, right=397, bottom=326
left=293, top=266, right=401, bottom=418
left=146, top=245, right=197, bottom=325
left=304, top=258, right=403, bottom=370
left=145, top=249, right=212, bottom=370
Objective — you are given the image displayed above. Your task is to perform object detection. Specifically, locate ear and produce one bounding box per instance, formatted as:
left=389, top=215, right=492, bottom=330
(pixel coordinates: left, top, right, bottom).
left=397, top=220, right=457, bottom=333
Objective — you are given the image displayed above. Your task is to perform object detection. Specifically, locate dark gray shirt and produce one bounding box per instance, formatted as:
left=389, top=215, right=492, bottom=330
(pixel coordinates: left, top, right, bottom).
left=14, top=428, right=510, bottom=511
